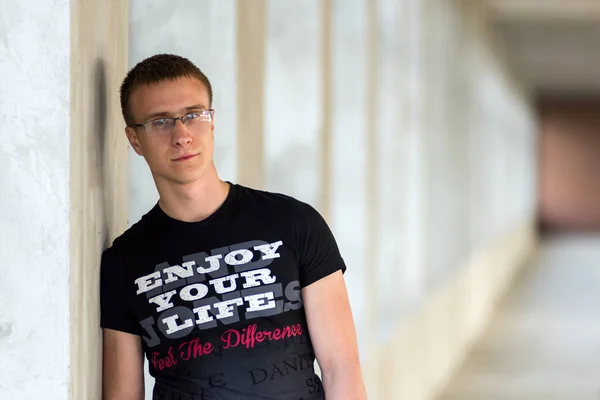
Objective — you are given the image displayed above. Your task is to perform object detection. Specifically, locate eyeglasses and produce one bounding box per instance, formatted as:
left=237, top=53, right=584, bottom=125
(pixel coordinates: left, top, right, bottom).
left=130, top=109, right=214, bottom=136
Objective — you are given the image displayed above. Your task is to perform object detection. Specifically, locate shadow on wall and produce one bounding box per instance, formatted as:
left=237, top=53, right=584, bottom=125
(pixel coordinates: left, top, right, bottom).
left=94, top=57, right=110, bottom=249
left=95, top=58, right=107, bottom=155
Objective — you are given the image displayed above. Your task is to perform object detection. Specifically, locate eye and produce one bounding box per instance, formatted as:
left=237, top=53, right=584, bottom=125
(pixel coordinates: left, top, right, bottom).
left=150, top=118, right=169, bottom=128
left=184, top=112, right=200, bottom=121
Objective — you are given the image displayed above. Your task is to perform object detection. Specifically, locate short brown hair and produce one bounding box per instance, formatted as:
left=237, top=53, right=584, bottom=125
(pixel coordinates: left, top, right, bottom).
left=119, top=54, right=213, bottom=126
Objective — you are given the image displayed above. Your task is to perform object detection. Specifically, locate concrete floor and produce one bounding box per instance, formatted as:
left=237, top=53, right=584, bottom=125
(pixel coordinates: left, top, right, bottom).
left=437, top=234, right=600, bottom=400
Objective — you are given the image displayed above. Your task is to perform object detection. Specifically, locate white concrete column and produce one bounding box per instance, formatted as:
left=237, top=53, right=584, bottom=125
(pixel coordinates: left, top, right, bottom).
left=70, top=1, right=129, bottom=399
left=0, top=2, right=70, bottom=398
left=264, top=0, right=322, bottom=207
left=329, top=0, right=369, bottom=355
left=404, top=0, right=426, bottom=309
left=0, top=0, right=128, bottom=399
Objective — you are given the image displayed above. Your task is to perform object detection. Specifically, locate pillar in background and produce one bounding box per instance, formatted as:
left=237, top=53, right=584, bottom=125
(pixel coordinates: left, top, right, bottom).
left=538, top=98, right=600, bottom=230
left=328, top=0, right=370, bottom=355
left=264, top=0, right=323, bottom=208
left=236, top=0, right=266, bottom=189
left=320, top=0, right=333, bottom=220
left=0, top=0, right=129, bottom=398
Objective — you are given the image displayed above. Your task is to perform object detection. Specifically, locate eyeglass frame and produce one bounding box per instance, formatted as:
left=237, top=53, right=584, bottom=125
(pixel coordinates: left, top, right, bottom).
left=128, top=109, right=215, bottom=134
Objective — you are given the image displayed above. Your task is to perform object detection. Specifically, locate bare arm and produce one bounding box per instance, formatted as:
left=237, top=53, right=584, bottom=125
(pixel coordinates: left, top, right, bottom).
left=102, top=328, right=145, bottom=400
left=303, top=270, right=367, bottom=399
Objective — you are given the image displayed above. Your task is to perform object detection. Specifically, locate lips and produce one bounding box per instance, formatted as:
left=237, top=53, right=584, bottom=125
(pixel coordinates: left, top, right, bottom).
left=173, top=153, right=198, bottom=162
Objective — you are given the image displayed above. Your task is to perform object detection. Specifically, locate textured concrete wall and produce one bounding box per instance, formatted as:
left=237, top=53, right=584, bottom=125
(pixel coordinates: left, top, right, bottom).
left=0, top=1, right=70, bottom=398
left=69, top=0, right=129, bottom=399
left=0, top=0, right=128, bottom=398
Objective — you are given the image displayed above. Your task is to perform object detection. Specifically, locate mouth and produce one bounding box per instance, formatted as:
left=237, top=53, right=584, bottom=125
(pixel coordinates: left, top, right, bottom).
left=173, top=153, right=199, bottom=162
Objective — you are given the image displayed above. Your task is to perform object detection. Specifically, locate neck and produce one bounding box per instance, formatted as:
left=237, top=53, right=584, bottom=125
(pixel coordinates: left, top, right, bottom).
left=154, top=164, right=230, bottom=222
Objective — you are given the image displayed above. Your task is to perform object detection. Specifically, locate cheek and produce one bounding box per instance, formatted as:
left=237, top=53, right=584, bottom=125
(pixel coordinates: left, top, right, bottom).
left=200, top=132, right=215, bottom=152
left=140, top=139, right=170, bottom=164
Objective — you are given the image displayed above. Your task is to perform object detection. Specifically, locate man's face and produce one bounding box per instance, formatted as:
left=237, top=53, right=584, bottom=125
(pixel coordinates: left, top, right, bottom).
left=126, top=77, right=215, bottom=186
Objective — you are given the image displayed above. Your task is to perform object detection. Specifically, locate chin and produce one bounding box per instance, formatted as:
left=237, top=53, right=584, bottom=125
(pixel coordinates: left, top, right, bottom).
left=171, top=168, right=210, bottom=185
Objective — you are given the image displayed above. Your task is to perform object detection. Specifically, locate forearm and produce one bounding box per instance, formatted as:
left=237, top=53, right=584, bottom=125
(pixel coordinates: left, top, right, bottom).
left=102, top=329, right=145, bottom=400
left=102, top=373, right=145, bottom=400
left=103, top=390, right=144, bottom=400
left=322, top=364, right=367, bottom=400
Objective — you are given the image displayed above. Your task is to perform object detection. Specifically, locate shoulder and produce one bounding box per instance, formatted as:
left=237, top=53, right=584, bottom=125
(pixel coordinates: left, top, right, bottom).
left=235, top=184, right=322, bottom=220
left=100, top=208, right=160, bottom=281
left=104, top=205, right=160, bottom=256
left=236, top=185, right=314, bottom=212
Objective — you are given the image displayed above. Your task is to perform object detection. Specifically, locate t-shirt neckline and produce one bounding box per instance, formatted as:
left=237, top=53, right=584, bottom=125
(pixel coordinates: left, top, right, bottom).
left=152, top=181, right=238, bottom=229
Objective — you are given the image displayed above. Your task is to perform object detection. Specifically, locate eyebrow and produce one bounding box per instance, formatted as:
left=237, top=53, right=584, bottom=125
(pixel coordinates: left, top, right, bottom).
left=144, top=104, right=209, bottom=121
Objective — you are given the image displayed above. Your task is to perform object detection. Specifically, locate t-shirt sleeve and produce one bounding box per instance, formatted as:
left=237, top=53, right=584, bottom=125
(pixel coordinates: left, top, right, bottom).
left=295, top=202, right=347, bottom=288
left=100, top=247, right=141, bottom=335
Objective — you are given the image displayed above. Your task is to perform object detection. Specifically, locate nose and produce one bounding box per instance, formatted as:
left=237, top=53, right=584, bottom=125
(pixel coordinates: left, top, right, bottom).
left=171, top=119, right=193, bottom=147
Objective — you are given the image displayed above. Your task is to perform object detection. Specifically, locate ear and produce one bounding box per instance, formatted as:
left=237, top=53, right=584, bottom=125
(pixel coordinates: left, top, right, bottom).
left=125, top=127, right=143, bottom=156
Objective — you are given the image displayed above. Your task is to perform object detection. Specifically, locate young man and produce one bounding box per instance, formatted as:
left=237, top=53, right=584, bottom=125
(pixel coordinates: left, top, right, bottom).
left=100, top=54, right=366, bottom=400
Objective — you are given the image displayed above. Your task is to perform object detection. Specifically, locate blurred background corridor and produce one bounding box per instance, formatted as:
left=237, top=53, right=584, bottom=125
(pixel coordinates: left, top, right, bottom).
left=1, top=0, right=600, bottom=399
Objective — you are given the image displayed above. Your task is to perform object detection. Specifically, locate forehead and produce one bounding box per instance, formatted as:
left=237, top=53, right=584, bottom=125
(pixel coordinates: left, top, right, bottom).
left=130, top=77, right=210, bottom=120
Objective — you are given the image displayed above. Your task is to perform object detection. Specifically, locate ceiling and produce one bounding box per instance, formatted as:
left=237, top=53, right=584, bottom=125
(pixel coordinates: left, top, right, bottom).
left=487, top=0, right=600, bottom=97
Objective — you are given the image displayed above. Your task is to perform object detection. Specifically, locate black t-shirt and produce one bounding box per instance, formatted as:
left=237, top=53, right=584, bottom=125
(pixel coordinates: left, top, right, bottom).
left=100, top=183, right=346, bottom=400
